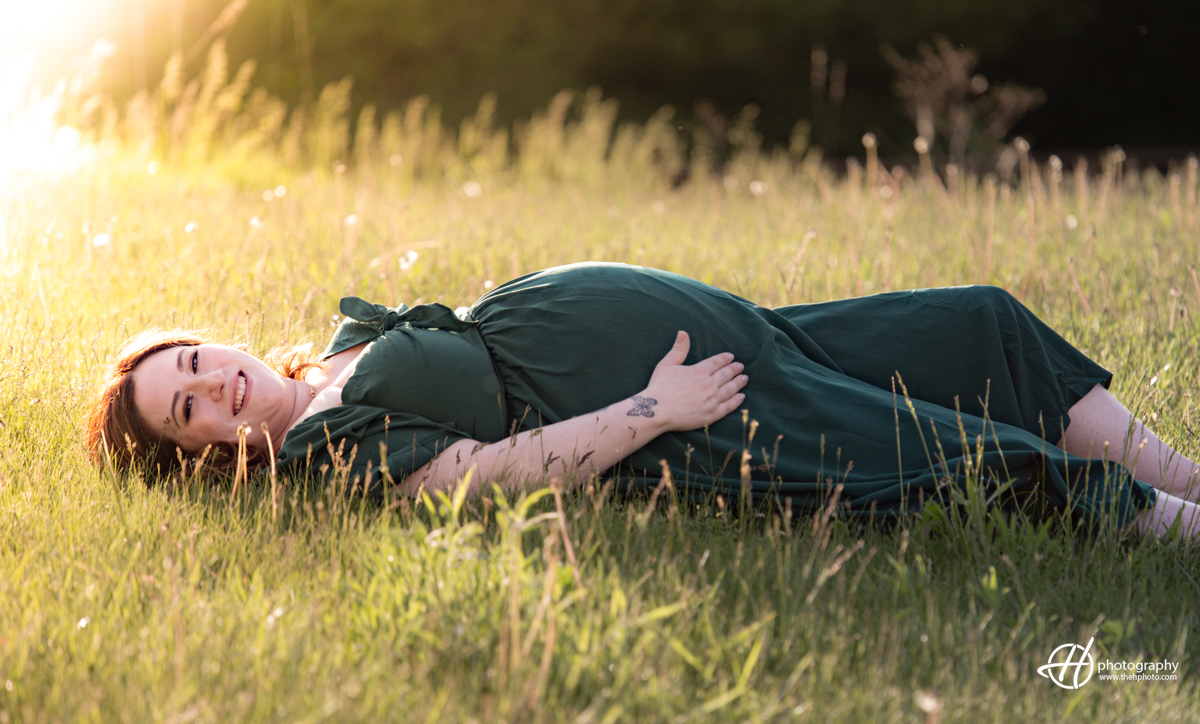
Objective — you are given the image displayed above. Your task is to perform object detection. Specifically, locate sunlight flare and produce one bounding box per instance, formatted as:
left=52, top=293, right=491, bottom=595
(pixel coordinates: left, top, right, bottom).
left=0, top=59, right=96, bottom=177
left=0, top=0, right=123, bottom=63
left=0, top=0, right=126, bottom=176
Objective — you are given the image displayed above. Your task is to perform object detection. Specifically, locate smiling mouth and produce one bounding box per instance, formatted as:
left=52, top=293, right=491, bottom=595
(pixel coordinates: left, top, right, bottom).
left=233, top=372, right=247, bottom=415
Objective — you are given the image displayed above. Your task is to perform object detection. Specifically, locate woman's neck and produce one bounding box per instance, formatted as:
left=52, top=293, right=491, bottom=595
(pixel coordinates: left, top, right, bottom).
left=277, top=342, right=369, bottom=444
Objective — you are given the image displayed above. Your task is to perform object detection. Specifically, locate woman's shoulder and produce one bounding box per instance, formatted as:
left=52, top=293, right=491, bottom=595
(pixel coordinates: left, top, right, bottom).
left=319, top=297, right=399, bottom=358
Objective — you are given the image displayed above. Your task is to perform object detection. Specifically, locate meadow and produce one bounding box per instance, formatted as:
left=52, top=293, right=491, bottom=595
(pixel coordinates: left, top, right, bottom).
left=2, top=47, right=1200, bottom=722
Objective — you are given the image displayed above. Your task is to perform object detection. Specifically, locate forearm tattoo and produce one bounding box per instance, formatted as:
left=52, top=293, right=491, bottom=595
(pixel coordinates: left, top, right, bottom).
left=627, top=396, right=658, bottom=417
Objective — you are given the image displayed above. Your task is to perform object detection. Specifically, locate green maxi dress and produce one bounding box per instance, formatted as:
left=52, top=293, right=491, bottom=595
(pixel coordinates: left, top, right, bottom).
left=276, top=262, right=1157, bottom=528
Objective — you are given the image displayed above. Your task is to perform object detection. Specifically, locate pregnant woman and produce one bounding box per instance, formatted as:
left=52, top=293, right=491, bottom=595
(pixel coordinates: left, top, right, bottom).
left=84, top=262, right=1200, bottom=539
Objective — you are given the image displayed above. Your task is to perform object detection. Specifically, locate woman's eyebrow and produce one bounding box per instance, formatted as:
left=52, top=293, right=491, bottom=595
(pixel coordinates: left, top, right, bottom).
left=170, top=347, right=185, bottom=427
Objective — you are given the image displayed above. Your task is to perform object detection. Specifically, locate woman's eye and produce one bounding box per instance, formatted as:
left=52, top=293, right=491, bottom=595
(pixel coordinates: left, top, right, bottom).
left=184, top=395, right=193, bottom=422
left=191, top=350, right=199, bottom=373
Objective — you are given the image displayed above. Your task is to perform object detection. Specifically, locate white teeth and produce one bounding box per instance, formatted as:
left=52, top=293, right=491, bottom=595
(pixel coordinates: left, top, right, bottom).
left=234, top=373, right=246, bottom=414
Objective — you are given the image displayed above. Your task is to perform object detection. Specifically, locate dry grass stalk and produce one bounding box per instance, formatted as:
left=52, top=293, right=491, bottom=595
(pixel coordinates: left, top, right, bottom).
left=863, top=133, right=879, bottom=190
left=1048, top=155, right=1063, bottom=220
left=982, top=174, right=997, bottom=281
left=1076, top=157, right=1091, bottom=230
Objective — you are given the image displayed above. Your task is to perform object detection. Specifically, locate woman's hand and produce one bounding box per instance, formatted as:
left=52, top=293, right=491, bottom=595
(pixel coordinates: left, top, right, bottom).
left=640, top=331, right=747, bottom=432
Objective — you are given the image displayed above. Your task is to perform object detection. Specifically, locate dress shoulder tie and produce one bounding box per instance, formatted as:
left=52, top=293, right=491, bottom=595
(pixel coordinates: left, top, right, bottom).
left=337, top=296, right=478, bottom=334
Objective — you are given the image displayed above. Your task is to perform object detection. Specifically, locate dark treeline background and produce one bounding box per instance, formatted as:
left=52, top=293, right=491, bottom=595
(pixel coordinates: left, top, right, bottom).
left=60, top=0, right=1200, bottom=158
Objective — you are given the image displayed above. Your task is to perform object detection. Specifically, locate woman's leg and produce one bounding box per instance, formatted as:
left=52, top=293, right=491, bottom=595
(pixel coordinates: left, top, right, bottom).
left=774, top=285, right=1112, bottom=441
left=1061, top=384, right=1200, bottom=501
left=1131, top=492, right=1200, bottom=539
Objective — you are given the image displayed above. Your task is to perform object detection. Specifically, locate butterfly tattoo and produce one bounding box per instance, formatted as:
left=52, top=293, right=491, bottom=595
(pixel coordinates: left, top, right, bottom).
left=627, top=396, right=658, bottom=417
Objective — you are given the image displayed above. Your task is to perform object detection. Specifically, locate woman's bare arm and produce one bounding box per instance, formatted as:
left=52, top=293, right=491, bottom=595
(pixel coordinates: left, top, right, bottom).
left=398, top=331, right=748, bottom=496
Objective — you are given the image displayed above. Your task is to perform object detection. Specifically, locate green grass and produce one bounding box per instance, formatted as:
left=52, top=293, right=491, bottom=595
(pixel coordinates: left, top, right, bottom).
left=2, top=57, right=1200, bottom=720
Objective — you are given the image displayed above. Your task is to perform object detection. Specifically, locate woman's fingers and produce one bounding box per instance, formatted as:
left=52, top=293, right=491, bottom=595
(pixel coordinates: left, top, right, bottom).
left=719, top=373, right=749, bottom=396
left=711, top=360, right=745, bottom=383
left=700, top=351, right=736, bottom=372
left=657, top=331, right=691, bottom=368
left=717, top=392, right=747, bottom=416
left=663, top=338, right=738, bottom=376
left=702, top=355, right=746, bottom=406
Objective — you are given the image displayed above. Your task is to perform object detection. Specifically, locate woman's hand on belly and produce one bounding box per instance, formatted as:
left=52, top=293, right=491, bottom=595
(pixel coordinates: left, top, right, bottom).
left=400, top=331, right=747, bottom=497
left=642, top=330, right=747, bottom=432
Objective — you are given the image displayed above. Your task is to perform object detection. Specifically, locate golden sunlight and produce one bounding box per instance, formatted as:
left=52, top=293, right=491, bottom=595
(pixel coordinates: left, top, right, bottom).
left=0, top=0, right=127, bottom=177
left=0, top=0, right=126, bottom=64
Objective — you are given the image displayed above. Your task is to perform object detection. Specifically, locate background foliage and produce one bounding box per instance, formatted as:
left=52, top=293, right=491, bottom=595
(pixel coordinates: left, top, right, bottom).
left=28, top=0, right=1200, bottom=158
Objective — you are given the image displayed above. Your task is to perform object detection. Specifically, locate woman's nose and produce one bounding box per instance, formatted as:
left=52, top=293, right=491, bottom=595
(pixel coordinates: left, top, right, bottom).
left=198, top=370, right=224, bottom=400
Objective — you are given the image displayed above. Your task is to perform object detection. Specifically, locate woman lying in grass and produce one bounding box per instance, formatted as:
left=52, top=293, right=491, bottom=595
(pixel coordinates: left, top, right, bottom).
left=84, top=262, right=1200, bottom=538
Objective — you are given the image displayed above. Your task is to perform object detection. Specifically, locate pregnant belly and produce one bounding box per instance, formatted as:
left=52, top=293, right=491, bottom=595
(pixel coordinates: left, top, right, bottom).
left=468, top=262, right=836, bottom=428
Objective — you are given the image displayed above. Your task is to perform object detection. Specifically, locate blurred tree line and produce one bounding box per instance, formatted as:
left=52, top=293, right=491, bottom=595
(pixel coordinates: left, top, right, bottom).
left=87, top=0, right=1197, bottom=158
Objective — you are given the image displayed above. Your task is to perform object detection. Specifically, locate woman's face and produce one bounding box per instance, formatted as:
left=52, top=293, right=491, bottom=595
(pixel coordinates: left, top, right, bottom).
left=132, top=343, right=299, bottom=454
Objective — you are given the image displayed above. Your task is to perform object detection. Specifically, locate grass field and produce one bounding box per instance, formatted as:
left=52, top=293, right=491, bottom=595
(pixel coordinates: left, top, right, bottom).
left=2, top=51, right=1200, bottom=721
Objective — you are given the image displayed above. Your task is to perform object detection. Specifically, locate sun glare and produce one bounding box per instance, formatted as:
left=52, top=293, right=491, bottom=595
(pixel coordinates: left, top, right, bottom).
left=0, top=53, right=97, bottom=179
left=0, top=0, right=123, bottom=177
left=0, top=0, right=123, bottom=62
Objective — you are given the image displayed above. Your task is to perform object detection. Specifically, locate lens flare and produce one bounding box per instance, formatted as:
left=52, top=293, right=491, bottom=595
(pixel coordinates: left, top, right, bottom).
left=0, top=55, right=98, bottom=178
left=0, top=0, right=122, bottom=64
left=0, top=0, right=123, bottom=177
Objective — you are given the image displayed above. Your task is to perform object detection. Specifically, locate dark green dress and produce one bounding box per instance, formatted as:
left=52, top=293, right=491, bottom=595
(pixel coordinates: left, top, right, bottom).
left=276, top=262, right=1157, bottom=528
